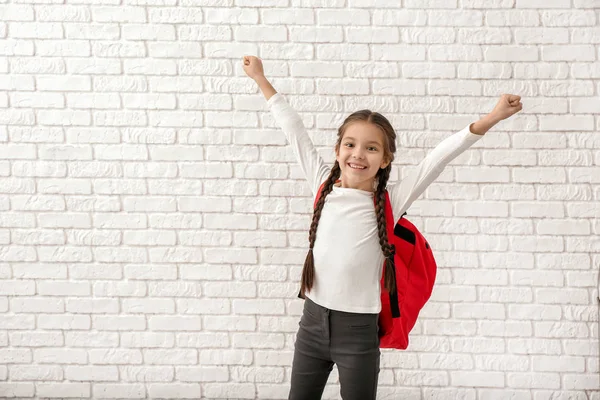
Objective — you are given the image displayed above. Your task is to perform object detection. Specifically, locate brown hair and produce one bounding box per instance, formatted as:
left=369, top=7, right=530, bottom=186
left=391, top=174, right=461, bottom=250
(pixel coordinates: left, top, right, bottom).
left=300, top=110, right=398, bottom=298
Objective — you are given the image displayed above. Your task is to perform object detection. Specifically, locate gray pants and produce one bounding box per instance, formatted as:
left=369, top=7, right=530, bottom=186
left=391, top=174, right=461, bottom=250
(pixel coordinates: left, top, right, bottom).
left=288, top=297, right=381, bottom=400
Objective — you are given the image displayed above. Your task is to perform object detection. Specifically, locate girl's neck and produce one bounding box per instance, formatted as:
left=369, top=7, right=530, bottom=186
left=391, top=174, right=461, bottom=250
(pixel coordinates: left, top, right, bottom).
left=335, top=180, right=376, bottom=193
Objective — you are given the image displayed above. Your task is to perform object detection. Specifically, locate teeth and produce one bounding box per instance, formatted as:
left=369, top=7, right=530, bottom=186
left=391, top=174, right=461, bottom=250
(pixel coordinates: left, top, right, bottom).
left=349, top=164, right=366, bottom=169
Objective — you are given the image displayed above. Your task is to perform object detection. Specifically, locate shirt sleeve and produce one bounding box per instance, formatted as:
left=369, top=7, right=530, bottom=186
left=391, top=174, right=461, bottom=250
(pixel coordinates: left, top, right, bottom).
left=387, top=125, right=484, bottom=222
left=267, top=93, right=331, bottom=197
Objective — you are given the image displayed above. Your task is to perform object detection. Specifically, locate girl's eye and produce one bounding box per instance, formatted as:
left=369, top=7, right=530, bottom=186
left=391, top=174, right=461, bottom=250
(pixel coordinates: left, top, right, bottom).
left=344, top=143, right=378, bottom=151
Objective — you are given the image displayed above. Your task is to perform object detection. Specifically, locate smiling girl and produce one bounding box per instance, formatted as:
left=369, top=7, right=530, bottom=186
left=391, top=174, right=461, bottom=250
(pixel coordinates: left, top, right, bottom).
left=242, top=55, right=522, bottom=400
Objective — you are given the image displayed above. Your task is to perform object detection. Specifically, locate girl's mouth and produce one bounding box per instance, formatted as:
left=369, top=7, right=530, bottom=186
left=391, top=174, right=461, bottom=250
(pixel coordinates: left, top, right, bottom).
left=348, top=163, right=367, bottom=170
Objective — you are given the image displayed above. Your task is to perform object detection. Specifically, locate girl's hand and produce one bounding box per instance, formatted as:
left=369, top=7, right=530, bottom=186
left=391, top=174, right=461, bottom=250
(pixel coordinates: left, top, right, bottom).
left=489, top=94, right=523, bottom=121
left=242, top=55, right=265, bottom=82
left=469, top=94, right=523, bottom=135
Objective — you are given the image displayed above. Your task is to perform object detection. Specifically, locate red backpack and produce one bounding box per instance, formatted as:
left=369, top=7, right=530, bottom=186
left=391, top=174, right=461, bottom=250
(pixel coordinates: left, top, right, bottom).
left=298, top=180, right=438, bottom=350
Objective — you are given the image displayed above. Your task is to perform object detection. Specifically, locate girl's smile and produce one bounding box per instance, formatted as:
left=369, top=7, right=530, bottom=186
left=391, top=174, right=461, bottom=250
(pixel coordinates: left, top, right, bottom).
left=348, top=163, right=367, bottom=170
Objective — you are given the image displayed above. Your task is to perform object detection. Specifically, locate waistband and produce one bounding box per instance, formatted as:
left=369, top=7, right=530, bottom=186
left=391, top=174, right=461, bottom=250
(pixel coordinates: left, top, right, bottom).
left=305, top=296, right=379, bottom=320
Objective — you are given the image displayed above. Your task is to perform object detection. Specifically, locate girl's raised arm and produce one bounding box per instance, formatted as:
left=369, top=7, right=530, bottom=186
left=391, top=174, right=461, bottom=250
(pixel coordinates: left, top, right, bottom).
left=243, top=56, right=277, bottom=101
left=242, top=56, right=329, bottom=196
left=388, top=94, right=523, bottom=221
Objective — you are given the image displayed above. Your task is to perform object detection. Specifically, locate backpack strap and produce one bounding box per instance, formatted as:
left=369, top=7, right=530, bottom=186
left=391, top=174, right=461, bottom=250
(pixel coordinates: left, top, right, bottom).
left=384, top=191, right=401, bottom=319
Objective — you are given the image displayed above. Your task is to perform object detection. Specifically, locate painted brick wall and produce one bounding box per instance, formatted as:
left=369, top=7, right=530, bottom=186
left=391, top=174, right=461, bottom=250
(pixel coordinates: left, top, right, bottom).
left=0, top=0, right=599, bottom=399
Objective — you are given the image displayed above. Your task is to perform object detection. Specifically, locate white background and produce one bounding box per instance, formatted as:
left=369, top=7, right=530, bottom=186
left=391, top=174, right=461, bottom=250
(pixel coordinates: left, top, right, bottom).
left=0, top=0, right=599, bottom=399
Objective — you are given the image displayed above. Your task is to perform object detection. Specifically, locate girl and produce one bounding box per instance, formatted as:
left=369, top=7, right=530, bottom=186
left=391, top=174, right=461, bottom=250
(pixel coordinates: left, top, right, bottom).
left=242, top=55, right=522, bottom=400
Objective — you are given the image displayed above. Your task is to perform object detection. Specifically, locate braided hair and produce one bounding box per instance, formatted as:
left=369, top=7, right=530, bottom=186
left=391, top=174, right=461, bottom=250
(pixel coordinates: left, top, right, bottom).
left=300, top=110, right=398, bottom=298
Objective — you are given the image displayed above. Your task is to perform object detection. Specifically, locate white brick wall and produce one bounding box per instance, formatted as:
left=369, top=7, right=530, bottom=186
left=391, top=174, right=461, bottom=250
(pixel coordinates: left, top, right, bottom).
left=0, top=0, right=599, bottom=399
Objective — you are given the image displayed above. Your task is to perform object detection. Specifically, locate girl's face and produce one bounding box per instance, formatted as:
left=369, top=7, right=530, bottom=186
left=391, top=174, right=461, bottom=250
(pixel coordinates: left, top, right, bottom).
left=335, top=121, right=390, bottom=192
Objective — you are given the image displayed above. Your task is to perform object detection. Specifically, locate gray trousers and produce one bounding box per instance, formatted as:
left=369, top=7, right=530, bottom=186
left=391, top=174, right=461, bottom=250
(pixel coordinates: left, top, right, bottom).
left=288, top=297, right=381, bottom=400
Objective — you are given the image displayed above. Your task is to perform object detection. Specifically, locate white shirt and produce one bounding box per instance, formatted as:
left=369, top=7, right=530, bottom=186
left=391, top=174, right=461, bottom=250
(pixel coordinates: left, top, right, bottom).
left=267, top=93, right=484, bottom=314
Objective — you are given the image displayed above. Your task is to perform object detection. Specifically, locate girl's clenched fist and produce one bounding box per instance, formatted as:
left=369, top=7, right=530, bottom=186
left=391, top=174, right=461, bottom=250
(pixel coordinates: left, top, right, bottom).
left=242, top=55, right=265, bottom=81
left=490, top=94, right=523, bottom=121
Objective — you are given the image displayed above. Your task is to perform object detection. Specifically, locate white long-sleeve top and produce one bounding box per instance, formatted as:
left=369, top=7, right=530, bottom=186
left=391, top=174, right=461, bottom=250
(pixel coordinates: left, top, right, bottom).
left=267, top=93, right=484, bottom=314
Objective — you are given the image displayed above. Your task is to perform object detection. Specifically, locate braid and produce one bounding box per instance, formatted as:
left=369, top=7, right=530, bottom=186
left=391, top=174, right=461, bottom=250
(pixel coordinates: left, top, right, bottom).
left=374, top=165, right=397, bottom=294
left=299, top=161, right=342, bottom=298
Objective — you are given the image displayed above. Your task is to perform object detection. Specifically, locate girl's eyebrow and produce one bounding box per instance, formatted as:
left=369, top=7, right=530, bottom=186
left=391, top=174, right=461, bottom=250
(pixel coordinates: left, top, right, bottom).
left=344, top=137, right=382, bottom=146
